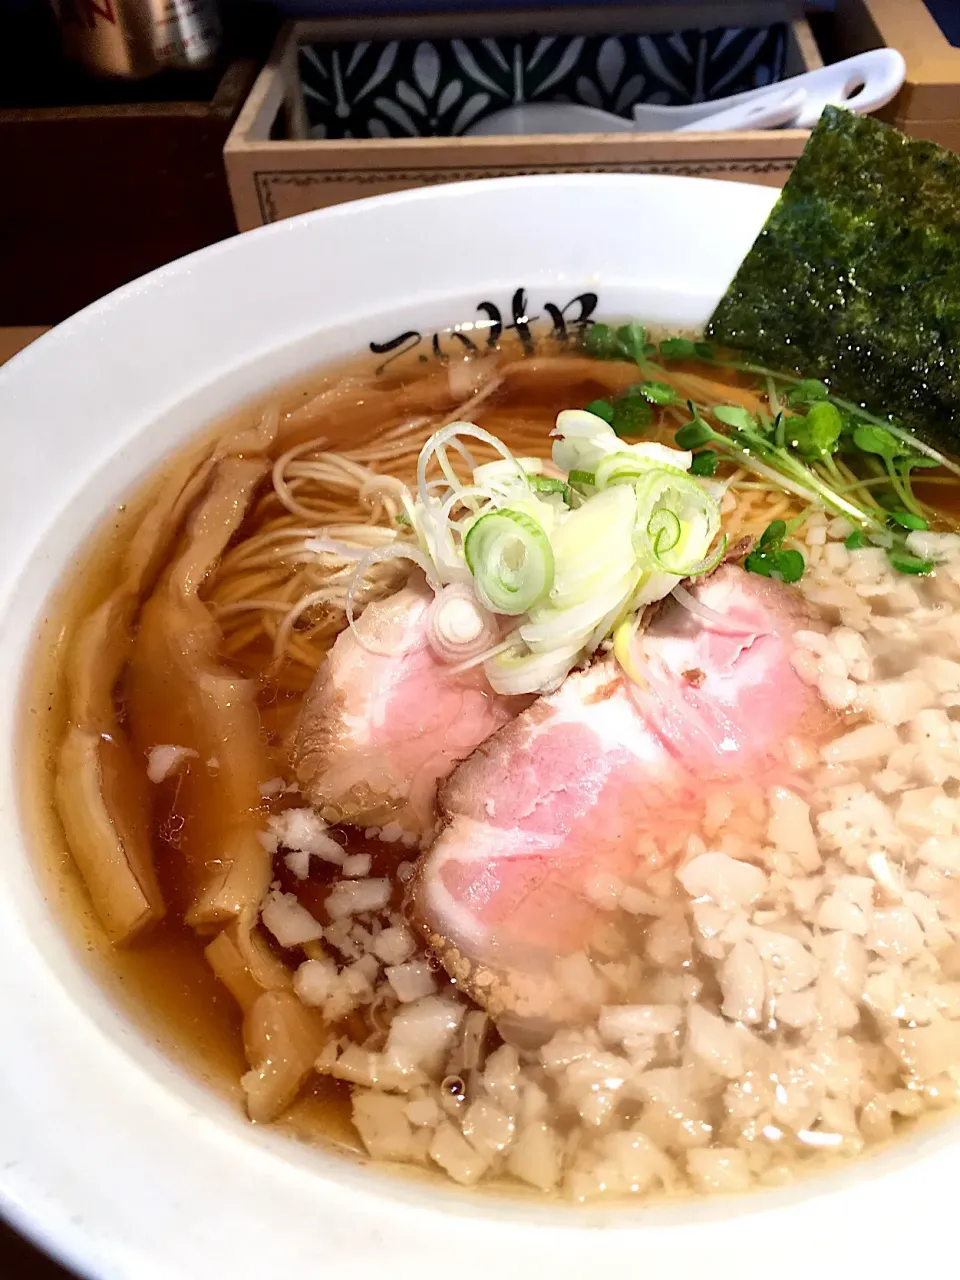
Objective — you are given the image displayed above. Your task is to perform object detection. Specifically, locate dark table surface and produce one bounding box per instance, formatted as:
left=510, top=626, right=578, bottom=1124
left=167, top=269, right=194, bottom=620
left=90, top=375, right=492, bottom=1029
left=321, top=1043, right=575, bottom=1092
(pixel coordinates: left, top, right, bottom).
left=0, top=1220, right=75, bottom=1278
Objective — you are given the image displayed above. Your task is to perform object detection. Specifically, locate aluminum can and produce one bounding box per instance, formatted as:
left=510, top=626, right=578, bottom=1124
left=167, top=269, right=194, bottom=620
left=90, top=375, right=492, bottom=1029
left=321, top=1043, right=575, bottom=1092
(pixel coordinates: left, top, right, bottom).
left=50, top=0, right=222, bottom=80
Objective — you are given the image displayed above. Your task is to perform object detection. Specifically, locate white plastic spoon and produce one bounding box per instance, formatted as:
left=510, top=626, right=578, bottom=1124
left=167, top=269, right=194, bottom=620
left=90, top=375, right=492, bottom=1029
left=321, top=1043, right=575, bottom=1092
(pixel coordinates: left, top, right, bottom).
left=465, top=103, right=636, bottom=137
left=674, top=86, right=807, bottom=134
left=465, top=92, right=803, bottom=138
left=632, top=48, right=905, bottom=132
left=464, top=48, right=905, bottom=137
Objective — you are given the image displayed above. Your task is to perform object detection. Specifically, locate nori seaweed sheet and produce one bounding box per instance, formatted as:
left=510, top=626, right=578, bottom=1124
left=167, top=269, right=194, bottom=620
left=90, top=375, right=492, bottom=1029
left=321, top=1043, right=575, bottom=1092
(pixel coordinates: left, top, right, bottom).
left=707, top=106, right=960, bottom=450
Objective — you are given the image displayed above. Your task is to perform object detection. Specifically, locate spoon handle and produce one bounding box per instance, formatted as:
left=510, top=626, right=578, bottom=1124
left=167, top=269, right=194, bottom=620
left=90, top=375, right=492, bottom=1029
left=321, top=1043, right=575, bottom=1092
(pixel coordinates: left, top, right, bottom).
left=675, top=87, right=807, bottom=134
left=631, top=49, right=905, bottom=132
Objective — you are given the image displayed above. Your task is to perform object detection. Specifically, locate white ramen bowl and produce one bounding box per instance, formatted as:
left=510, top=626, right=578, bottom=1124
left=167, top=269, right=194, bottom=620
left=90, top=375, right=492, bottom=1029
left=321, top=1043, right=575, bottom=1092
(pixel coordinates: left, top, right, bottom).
left=1, top=174, right=957, bottom=1280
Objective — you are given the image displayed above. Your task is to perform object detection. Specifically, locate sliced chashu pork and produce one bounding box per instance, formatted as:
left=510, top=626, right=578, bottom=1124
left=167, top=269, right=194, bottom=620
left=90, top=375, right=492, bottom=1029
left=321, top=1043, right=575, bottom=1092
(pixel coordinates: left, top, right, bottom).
left=412, top=565, right=830, bottom=1018
left=293, top=578, right=528, bottom=840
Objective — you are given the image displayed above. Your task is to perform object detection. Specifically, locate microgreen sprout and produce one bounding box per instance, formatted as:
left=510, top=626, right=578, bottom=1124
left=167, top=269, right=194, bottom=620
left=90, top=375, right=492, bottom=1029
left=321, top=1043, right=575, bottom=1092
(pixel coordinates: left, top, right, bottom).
left=638, top=381, right=681, bottom=406
left=584, top=398, right=614, bottom=424
left=744, top=519, right=805, bottom=583
left=582, top=322, right=650, bottom=368
left=583, top=389, right=653, bottom=438
left=690, top=451, right=718, bottom=477
left=588, top=327, right=959, bottom=578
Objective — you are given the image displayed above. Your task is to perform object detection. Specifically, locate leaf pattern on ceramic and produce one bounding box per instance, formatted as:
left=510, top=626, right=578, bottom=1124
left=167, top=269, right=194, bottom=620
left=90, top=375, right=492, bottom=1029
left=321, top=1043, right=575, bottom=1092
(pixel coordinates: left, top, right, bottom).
left=450, top=92, right=492, bottom=138
left=414, top=41, right=441, bottom=100
left=298, top=24, right=789, bottom=140
left=596, top=37, right=625, bottom=97
left=709, top=29, right=777, bottom=94
left=449, top=39, right=511, bottom=102
left=522, top=36, right=586, bottom=100
left=301, top=40, right=399, bottom=136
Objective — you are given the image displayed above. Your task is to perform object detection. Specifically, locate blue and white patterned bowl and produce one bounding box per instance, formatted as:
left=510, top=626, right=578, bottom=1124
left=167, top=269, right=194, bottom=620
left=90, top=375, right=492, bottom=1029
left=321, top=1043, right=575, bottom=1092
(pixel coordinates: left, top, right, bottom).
left=299, top=23, right=789, bottom=138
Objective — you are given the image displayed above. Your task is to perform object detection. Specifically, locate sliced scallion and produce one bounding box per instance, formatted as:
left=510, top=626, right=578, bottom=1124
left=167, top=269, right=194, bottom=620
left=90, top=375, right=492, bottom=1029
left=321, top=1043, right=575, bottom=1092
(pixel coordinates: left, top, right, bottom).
left=647, top=508, right=682, bottom=558
left=594, top=450, right=689, bottom=491
left=632, top=468, right=721, bottom=576
left=567, top=469, right=597, bottom=492
left=463, top=508, right=554, bottom=615
left=529, top=475, right=572, bottom=503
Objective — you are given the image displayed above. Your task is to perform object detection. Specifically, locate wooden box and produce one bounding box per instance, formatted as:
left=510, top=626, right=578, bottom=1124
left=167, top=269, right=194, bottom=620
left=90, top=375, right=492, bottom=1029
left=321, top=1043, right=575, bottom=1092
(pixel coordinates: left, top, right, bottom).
left=224, top=5, right=822, bottom=232
left=832, top=0, right=960, bottom=150
left=0, top=58, right=258, bottom=325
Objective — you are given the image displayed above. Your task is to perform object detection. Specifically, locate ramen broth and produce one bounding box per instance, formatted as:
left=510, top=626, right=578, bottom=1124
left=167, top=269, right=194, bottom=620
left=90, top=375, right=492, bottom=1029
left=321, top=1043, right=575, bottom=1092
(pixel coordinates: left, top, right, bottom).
left=24, top=327, right=960, bottom=1200
left=24, top=333, right=657, bottom=1154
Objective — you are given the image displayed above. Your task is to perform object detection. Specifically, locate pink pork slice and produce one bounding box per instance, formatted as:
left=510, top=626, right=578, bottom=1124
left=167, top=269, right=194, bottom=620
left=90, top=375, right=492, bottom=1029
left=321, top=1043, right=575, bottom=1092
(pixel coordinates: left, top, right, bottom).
left=293, top=578, right=529, bottom=840
left=413, top=564, right=829, bottom=1013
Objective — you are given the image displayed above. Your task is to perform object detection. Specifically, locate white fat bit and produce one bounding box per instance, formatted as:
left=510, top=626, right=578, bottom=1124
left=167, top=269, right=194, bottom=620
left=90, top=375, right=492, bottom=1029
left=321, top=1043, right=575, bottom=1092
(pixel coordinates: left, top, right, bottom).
left=774, top=987, right=819, bottom=1029
left=268, top=808, right=345, bottom=863
left=749, top=927, right=819, bottom=995
left=383, top=995, right=464, bottom=1079
left=686, top=1147, right=751, bottom=1194
left=352, top=1092, right=418, bottom=1163
left=598, top=1005, right=682, bottom=1043
left=342, top=853, right=372, bottom=877
left=429, top=1122, right=491, bottom=1186
left=317, top=956, right=380, bottom=1024
left=461, top=1097, right=515, bottom=1157
left=686, top=1006, right=744, bottom=1079
left=554, top=951, right=607, bottom=1010
left=482, top=1043, right=521, bottom=1111
left=817, top=892, right=869, bottom=936
left=866, top=851, right=905, bottom=899
left=815, top=931, right=867, bottom=998
left=506, top=1123, right=563, bottom=1192
left=917, top=836, right=960, bottom=874
left=767, top=787, right=820, bottom=872
left=677, top=853, right=767, bottom=911
left=284, top=850, right=311, bottom=880
left=293, top=956, right=338, bottom=1006
left=887, top=1020, right=960, bottom=1080
left=898, top=788, right=958, bottom=839
left=373, top=925, right=416, bottom=966
left=866, top=907, right=925, bottom=962
left=260, top=887, right=323, bottom=947
left=405, top=1096, right=441, bottom=1129
left=720, top=940, right=766, bottom=1025
left=860, top=679, right=934, bottom=727
left=327, top=1046, right=380, bottom=1088
left=146, top=744, right=198, bottom=784
left=386, top=960, right=437, bottom=1003
left=922, top=655, right=960, bottom=693
left=326, top=878, right=391, bottom=919
left=821, top=723, right=898, bottom=765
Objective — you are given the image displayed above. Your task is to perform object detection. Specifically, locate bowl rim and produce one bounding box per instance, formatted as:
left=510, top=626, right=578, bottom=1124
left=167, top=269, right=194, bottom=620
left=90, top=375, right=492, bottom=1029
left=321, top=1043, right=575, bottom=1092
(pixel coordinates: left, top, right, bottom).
left=2, top=172, right=957, bottom=1280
